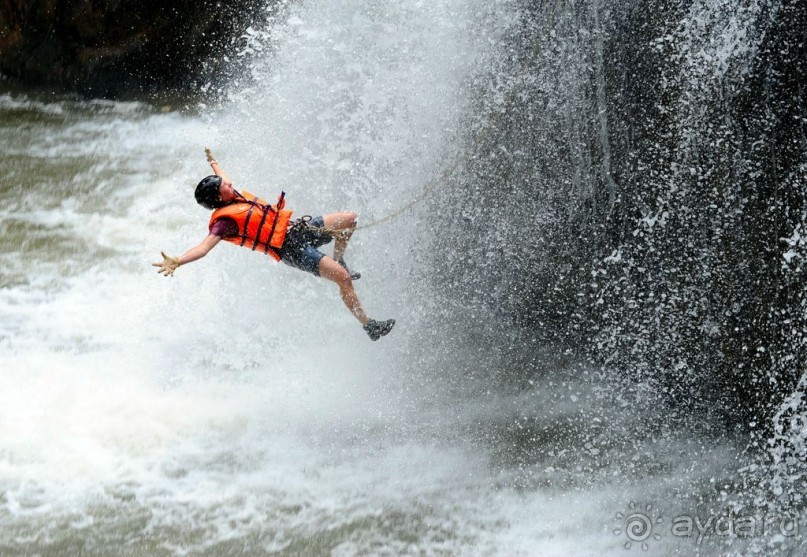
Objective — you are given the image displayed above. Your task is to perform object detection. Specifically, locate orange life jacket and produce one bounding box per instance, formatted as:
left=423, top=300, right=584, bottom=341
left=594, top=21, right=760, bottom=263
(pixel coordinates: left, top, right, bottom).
left=209, top=190, right=293, bottom=261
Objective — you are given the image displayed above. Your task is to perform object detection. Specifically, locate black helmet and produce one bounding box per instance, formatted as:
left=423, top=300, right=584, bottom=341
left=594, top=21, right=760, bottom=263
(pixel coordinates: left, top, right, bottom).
left=195, top=175, right=224, bottom=209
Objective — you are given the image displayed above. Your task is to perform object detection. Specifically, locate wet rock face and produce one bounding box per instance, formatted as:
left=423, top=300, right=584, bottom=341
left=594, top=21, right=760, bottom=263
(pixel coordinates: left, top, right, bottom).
left=0, top=0, right=264, bottom=98
left=431, top=0, right=807, bottom=427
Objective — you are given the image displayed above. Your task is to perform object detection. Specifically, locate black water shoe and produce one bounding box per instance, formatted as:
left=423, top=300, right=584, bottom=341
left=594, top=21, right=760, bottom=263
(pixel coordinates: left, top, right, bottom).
left=338, top=258, right=361, bottom=280
left=364, top=318, right=395, bottom=341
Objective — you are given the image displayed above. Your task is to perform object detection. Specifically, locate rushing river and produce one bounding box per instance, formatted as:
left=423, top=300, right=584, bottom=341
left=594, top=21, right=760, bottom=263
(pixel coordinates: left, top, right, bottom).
left=0, top=0, right=791, bottom=555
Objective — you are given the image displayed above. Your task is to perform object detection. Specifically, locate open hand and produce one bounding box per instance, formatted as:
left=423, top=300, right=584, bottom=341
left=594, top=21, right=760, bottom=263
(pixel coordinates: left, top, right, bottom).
left=152, top=251, right=181, bottom=277
left=205, top=147, right=217, bottom=164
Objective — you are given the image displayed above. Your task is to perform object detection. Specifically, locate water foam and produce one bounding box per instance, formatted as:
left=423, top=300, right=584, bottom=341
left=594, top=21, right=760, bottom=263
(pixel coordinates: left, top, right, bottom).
left=0, top=1, right=749, bottom=555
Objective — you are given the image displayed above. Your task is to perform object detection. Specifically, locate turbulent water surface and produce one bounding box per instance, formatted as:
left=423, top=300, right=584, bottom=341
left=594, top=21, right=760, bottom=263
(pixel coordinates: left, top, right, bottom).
left=0, top=0, right=799, bottom=555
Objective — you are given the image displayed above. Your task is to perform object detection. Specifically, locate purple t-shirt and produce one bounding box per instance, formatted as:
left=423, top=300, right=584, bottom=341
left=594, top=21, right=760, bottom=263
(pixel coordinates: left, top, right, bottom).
left=209, top=217, right=239, bottom=238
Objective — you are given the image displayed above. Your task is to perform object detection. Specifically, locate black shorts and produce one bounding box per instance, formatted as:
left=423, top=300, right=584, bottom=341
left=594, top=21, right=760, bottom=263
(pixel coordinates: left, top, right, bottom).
left=279, top=216, right=333, bottom=276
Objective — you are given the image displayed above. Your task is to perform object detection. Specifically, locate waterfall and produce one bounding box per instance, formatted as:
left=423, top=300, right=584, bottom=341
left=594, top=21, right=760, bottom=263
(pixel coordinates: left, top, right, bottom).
left=1, top=0, right=805, bottom=554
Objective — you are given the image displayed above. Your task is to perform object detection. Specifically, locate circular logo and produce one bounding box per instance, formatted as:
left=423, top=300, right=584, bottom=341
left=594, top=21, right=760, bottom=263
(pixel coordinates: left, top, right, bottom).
left=614, top=502, right=663, bottom=550
left=625, top=513, right=653, bottom=542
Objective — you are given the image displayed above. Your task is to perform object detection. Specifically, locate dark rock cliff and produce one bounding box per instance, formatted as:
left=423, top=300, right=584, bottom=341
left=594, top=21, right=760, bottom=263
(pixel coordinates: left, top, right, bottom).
left=431, top=0, right=807, bottom=429
left=0, top=0, right=267, bottom=98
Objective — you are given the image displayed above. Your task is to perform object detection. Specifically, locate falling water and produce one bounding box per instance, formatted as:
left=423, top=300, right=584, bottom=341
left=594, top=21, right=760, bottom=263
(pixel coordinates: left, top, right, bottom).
left=1, top=0, right=803, bottom=555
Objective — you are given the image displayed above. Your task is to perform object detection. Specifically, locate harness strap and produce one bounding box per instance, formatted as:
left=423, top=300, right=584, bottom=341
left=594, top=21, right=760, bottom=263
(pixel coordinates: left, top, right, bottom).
left=233, top=189, right=269, bottom=249
left=252, top=205, right=271, bottom=251
left=239, top=204, right=256, bottom=247
left=264, top=191, right=286, bottom=255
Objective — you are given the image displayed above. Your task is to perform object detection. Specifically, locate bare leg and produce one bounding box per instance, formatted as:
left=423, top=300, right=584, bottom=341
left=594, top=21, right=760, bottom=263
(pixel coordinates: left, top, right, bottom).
left=318, top=255, right=368, bottom=325
left=323, top=212, right=357, bottom=261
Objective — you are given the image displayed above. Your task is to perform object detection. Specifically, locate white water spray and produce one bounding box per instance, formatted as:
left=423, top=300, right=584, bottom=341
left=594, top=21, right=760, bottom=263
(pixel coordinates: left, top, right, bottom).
left=0, top=1, right=753, bottom=555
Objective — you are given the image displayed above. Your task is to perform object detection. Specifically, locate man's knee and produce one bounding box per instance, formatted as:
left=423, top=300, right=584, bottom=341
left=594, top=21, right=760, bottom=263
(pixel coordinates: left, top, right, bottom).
left=333, top=267, right=352, bottom=287
left=343, top=211, right=357, bottom=228
left=320, top=259, right=352, bottom=285
left=323, top=212, right=358, bottom=230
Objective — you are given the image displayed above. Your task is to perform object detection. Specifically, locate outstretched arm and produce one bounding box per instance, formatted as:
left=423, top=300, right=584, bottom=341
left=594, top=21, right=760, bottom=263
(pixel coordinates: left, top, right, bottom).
left=153, top=234, right=222, bottom=276
left=205, top=147, right=232, bottom=184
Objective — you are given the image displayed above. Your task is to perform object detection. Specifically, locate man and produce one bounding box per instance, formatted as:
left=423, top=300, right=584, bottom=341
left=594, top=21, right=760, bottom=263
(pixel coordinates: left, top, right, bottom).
left=153, top=149, right=395, bottom=341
